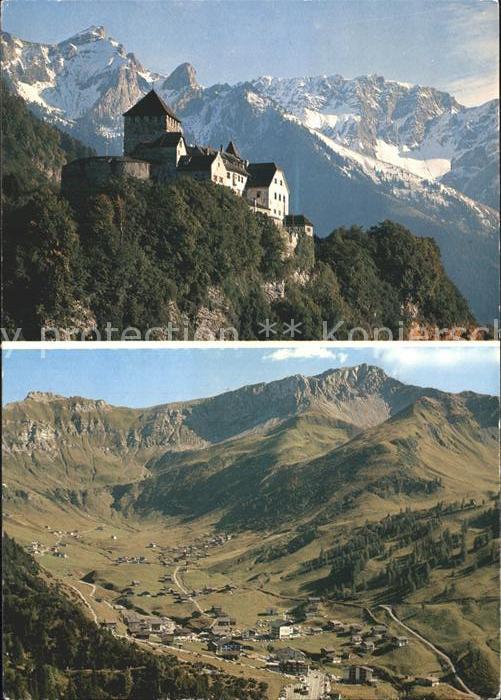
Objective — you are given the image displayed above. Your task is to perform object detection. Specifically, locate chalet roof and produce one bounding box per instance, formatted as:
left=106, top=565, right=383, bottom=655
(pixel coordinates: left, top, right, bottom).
left=226, top=141, right=241, bottom=158
left=284, top=214, right=313, bottom=227
left=123, top=90, right=181, bottom=122
left=247, top=162, right=285, bottom=188
left=275, top=647, right=306, bottom=661
left=217, top=638, right=241, bottom=647
left=270, top=619, right=292, bottom=627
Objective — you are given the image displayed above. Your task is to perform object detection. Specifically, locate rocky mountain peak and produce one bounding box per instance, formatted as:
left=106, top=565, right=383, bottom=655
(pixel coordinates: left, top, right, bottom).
left=25, top=391, right=65, bottom=402
left=162, top=62, right=200, bottom=93
left=316, top=364, right=391, bottom=389
left=60, top=25, right=107, bottom=46
left=22, top=391, right=112, bottom=410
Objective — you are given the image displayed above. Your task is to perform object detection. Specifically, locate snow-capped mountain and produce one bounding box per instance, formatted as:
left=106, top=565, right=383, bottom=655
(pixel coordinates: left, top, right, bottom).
left=2, top=26, right=499, bottom=320
left=252, top=74, right=499, bottom=210
left=1, top=26, right=160, bottom=141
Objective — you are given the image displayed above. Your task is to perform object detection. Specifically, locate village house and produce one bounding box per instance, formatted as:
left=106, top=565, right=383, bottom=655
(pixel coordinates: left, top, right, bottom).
left=328, top=619, right=346, bottom=632
left=320, top=648, right=341, bottom=664
left=392, top=635, right=409, bottom=648
left=123, top=611, right=175, bottom=638
left=61, top=89, right=314, bottom=241
left=208, top=637, right=242, bottom=660
left=343, top=665, right=374, bottom=684
left=210, top=605, right=225, bottom=616
left=274, top=647, right=309, bottom=675
left=100, top=621, right=118, bottom=634
left=212, top=616, right=236, bottom=636
left=240, top=627, right=258, bottom=641
left=270, top=619, right=294, bottom=640
left=414, top=676, right=440, bottom=687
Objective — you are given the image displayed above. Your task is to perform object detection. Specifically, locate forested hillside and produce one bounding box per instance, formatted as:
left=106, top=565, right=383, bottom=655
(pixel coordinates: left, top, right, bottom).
left=1, top=80, right=95, bottom=194
left=3, top=534, right=267, bottom=700
left=2, top=84, right=475, bottom=339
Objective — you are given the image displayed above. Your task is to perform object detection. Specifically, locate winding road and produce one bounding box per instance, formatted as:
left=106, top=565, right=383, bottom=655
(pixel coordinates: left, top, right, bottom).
left=379, top=605, right=481, bottom=700
left=172, top=565, right=204, bottom=614
left=67, top=581, right=98, bottom=624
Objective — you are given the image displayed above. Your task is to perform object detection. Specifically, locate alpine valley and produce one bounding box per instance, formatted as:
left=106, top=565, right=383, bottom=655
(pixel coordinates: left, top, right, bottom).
left=3, top=365, right=499, bottom=699
left=2, top=25, right=499, bottom=320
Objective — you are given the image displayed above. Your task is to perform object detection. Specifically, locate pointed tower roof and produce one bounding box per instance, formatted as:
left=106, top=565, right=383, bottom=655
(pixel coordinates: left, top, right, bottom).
left=226, top=141, right=241, bottom=159
left=123, top=90, right=181, bottom=122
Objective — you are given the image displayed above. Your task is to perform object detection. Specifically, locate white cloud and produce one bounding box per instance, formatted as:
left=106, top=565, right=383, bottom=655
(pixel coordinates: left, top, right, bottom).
left=263, top=347, right=349, bottom=363
left=372, top=346, right=499, bottom=369
left=444, top=70, right=499, bottom=107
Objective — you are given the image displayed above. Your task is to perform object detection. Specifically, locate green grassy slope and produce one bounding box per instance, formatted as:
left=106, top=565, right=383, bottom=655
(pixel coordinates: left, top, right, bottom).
left=132, top=392, right=497, bottom=530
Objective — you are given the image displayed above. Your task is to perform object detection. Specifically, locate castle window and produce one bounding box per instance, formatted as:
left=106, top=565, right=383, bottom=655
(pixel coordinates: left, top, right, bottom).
left=257, top=191, right=261, bottom=198
left=227, top=172, right=230, bottom=178
left=274, top=193, right=277, bottom=200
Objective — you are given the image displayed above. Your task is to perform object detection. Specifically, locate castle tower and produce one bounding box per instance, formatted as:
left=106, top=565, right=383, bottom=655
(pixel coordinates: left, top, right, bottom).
left=123, top=90, right=183, bottom=156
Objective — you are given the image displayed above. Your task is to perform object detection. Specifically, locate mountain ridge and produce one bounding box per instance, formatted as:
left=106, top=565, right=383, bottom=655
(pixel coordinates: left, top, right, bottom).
left=10, top=363, right=495, bottom=412
left=3, top=365, right=497, bottom=530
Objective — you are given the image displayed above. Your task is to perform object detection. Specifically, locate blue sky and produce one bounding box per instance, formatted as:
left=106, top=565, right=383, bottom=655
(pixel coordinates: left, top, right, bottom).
left=2, top=346, right=499, bottom=406
left=2, top=0, right=498, bottom=105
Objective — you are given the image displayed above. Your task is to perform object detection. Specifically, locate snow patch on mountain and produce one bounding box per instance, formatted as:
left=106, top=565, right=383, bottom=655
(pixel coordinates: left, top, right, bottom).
left=374, top=140, right=451, bottom=180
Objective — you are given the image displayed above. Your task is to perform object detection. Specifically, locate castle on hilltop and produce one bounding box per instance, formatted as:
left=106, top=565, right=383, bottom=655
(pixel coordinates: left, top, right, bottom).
left=61, top=90, right=314, bottom=241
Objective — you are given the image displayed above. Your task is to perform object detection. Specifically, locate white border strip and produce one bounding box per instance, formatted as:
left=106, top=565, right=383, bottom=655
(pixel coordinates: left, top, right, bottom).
left=2, top=340, right=500, bottom=350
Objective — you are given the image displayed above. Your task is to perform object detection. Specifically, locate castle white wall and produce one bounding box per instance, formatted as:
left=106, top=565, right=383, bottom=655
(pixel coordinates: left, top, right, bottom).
left=210, top=154, right=228, bottom=184
left=268, top=168, right=289, bottom=219
left=225, top=169, right=248, bottom=196
left=245, top=167, right=289, bottom=221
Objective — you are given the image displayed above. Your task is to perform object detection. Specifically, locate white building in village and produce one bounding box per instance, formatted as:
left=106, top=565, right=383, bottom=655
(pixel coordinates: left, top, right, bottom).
left=270, top=619, right=294, bottom=639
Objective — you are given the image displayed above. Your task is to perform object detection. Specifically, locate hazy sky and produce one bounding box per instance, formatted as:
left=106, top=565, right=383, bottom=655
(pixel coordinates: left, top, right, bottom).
left=2, top=0, right=498, bottom=106
left=2, top=345, right=499, bottom=406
